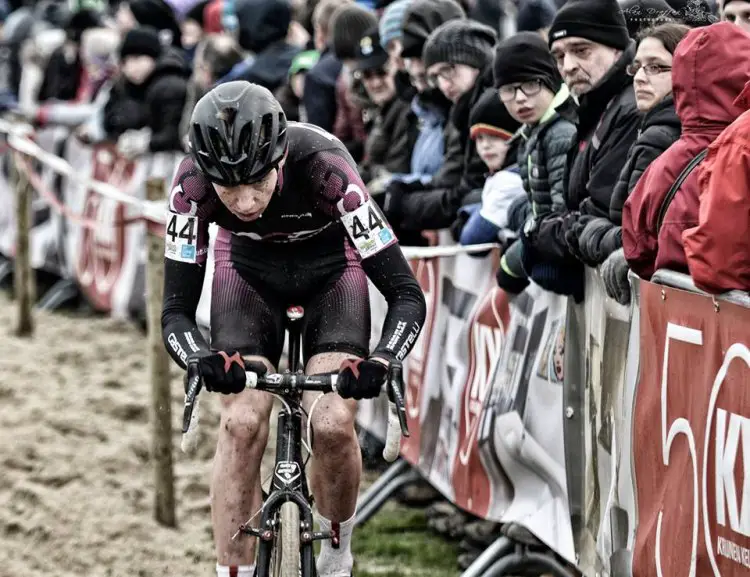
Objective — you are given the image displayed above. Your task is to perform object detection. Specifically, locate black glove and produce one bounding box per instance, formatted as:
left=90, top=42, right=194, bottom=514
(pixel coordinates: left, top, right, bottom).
left=189, top=351, right=266, bottom=395
left=337, top=357, right=389, bottom=400
left=578, top=218, right=620, bottom=267
left=496, top=266, right=530, bottom=295
left=564, top=214, right=594, bottom=263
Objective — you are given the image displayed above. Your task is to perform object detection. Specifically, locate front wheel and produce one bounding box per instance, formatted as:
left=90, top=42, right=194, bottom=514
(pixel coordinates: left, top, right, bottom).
left=272, top=501, right=300, bottom=577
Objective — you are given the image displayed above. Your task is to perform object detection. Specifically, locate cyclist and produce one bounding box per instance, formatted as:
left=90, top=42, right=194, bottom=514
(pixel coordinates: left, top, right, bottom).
left=161, top=80, right=426, bottom=577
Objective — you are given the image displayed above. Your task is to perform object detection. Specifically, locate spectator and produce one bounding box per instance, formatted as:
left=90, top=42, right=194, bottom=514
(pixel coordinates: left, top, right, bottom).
left=179, top=33, right=244, bottom=147
left=115, top=0, right=183, bottom=48
left=620, top=0, right=677, bottom=38
left=330, top=3, right=375, bottom=161
left=37, top=9, right=102, bottom=102
left=353, top=27, right=417, bottom=189
left=683, top=79, right=750, bottom=292
left=535, top=0, right=639, bottom=299
left=379, top=0, right=412, bottom=66
left=102, top=26, right=189, bottom=156
left=384, top=17, right=497, bottom=232
left=275, top=49, right=320, bottom=122
left=516, top=0, right=557, bottom=41
left=580, top=23, right=687, bottom=297
left=303, top=0, right=351, bottom=131
left=720, top=0, right=750, bottom=32
left=492, top=31, right=577, bottom=295
left=181, top=0, right=210, bottom=58
left=458, top=88, right=525, bottom=247
left=218, top=0, right=300, bottom=93
left=623, top=22, right=750, bottom=280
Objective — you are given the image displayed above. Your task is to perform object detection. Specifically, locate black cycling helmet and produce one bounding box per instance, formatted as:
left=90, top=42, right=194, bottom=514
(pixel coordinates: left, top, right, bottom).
left=189, top=81, right=288, bottom=186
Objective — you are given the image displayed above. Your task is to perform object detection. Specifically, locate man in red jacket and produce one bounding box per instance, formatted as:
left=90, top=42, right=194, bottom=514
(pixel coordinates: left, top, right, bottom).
left=683, top=80, right=750, bottom=293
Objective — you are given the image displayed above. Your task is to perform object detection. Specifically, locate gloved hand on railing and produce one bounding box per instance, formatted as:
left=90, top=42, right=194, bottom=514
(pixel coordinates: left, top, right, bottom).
left=117, top=127, right=152, bottom=160
left=600, top=248, right=631, bottom=305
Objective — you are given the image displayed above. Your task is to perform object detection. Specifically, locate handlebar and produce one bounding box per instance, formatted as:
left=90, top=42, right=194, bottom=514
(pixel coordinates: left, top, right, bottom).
left=181, top=361, right=409, bottom=462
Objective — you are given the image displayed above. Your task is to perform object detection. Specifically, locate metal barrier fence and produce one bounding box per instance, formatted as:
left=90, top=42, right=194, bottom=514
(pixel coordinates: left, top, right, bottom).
left=2, top=120, right=750, bottom=576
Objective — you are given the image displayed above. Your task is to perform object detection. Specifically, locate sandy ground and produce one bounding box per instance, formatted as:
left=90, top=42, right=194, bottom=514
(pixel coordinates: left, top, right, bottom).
left=0, top=293, right=283, bottom=577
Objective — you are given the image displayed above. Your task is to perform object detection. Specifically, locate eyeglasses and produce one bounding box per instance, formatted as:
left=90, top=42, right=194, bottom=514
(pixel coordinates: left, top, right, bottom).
left=498, top=79, right=543, bottom=102
left=354, top=67, right=388, bottom=81
left=626, top=62, right=672, bottom=77
left=427, top=64, right=457, bottom=88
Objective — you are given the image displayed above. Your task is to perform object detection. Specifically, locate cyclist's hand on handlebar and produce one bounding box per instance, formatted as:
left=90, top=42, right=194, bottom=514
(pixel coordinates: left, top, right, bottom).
left=188, top=351, right=267, bottom=395
left=337, top=357, right=389, bottom=400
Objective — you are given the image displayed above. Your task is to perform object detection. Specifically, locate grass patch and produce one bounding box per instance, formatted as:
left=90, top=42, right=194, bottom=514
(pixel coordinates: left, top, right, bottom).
left=352, top=501, right=460, bottom=577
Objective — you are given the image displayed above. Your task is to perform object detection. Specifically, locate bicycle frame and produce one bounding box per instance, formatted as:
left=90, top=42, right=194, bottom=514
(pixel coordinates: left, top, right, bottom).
left=241, top=309, right=330, bottom=577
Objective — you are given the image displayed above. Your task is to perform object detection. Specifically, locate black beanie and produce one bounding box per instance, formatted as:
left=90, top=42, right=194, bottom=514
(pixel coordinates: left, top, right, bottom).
left=516, top=0, right=556, bottom=32
left=354, top=26, right=389, bottom=70
left=494, top=31, right=562, bottom=92
left=469, top=88, right=521, bottom=140
left=620, top=0, right=677, bottom=37
left=548, top=0, right=630, bottom=50
left=65, top=8, right=102, bottom=43
left=331, top=4, right=378, bottom=60
left=127, top=0, right=182, bottom=48
left=401, top=0, right=466, bottom=59
left=185, top=0, right=210, bottom=27
left=119, top=26, right=162, bottom=60
left=422, top=19, right=497, bottom=71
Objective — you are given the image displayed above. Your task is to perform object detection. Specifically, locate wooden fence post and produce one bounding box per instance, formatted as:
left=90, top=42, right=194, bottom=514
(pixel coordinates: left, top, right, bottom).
left=146, top=176, right=176, bottom=528
left=13, top=154, right=34, bottom=337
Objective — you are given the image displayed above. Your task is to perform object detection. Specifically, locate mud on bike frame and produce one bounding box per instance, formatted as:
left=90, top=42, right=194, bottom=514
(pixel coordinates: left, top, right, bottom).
left=180, top=305, right=409, bottom=577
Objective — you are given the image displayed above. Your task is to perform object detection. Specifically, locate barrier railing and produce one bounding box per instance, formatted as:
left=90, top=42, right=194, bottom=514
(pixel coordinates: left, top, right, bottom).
left=3, top=118, right=750, bottom=577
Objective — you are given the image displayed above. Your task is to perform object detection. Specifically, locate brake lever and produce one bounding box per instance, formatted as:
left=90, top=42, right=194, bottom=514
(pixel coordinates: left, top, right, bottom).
left=182, top=360, right=203, bottom=434
left=387, top=362, right=409, bottom=437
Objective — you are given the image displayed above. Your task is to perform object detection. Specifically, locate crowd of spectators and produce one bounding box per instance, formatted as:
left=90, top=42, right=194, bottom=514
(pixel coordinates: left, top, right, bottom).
left=2, top=0, right=750, bottom=304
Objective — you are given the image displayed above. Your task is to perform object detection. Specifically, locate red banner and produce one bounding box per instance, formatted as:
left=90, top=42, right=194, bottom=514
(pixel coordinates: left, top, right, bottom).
left=633, top=282, right=750, bottom=576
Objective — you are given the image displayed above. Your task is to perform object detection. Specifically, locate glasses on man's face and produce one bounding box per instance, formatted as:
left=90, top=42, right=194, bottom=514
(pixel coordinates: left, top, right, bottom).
left=626, top=62, right=672, bottom=77
left=427, top=64, right=457, bottom=88
left=498, top=79, right=543, bottom=102
left=355, top=67, right=388, bottom=81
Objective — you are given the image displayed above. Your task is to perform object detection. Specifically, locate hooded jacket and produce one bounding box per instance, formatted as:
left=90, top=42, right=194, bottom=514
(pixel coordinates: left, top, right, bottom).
left=103, top=48, right=190, bottom=152
left=683, top=81, right=750, bottom=293
left=622, top=23, right=750, bottom=279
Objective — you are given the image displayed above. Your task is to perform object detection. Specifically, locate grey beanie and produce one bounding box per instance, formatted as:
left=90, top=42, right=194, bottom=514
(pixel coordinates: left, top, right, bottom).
left=422, top=19, right=497, bottom=70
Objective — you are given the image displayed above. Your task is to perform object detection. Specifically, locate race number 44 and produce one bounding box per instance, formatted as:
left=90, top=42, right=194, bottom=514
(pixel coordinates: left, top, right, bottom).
left=341, top=199, right=395, bottom=259
left=165, top=212, right=199, bottom=263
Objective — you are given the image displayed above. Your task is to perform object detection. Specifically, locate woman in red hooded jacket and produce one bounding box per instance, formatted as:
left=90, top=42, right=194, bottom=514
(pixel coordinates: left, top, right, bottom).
left=622, top=22, right=750, bottom=280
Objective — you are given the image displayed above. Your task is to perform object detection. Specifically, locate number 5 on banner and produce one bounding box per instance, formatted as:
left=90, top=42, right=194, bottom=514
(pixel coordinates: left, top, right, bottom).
left=656, top=323, right=703, bottom=577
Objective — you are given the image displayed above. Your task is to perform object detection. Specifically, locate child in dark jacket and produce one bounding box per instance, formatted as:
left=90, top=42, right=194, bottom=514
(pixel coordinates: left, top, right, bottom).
left=492, top=31, right=577, bottom=294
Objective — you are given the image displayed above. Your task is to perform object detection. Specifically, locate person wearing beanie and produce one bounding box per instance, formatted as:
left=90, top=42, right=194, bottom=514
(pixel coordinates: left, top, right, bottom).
left=181, top=0, right=210, bottom=53
left=116, top=0, right=183, bottom=48
left=516, top=0, right=556, bottom=40
left=620, top=0, right=677, bottom=38
left=274, top=49, right=320, bottom=122
left=532, top=0, right=640, bottom=300
left=379, top=0, right=412, bottom=56
left=218, top=0, right=301, bottom=94
left=331, top=3, right=378, bottom=62
left=353, top=27, right=417, bottom=191
left=492, top=31, right=577, bottom=295
left=458, top=88, right=525, bottom=249
left=720, top=0, right=750, bottom=33
left=400, top=0, right=465, bottom=59
left=37, top=8, right=103, bottom=103
left=102, top=25, right=189, bottom=156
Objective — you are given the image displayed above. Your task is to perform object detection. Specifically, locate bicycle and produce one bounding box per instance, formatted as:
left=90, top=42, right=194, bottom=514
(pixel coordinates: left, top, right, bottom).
left=180, top=305, right=409, bottom=577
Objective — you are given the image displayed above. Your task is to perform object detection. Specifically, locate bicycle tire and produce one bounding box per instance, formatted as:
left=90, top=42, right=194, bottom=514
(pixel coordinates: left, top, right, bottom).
left=273, top=501, right=300, bottom=577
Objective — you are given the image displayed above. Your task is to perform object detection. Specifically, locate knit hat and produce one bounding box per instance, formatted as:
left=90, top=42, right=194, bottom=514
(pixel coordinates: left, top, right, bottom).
left=379, top=0, right=412, bottom=49
left=126, top=0, right=182, bottom=47
left=669, top=0, right=716, bottom=26
left=203, top=0, right=223, bottom=33
left=469, top=88, right=521, bottom=140
left=422, top=19, right=497, bottom=71
left=354, top=26, right=389, bottom=70
left=65, top=8, right=102, bottom=43
left=236, top=0, right=292, bottom=53
left=493, top=31, right=562, bottom=92
left=401, top=0, right=465, bottom=59
left=119, top=26, right=162, bottom=60
left=331, top=4, right=378, bottom=60
left=185, top=0, right=210, bottom=26
left=516, top=0, right=556, bottom=32
left=548, top=0, right=630, bottom=50
left=289, top=50, right=321, bottom=77
left=620, top=0, right=677, bottom=38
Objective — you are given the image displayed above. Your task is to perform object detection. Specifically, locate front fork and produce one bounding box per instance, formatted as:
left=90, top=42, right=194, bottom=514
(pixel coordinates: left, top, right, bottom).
left=240, top=407, right=333, bottom=576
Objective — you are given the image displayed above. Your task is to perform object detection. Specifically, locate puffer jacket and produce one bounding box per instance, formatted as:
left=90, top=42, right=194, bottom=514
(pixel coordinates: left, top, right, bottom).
left=516, top=83, right=577, bottom=217
left=623, top=22, right=750, bottom=279
left=103, top=48, right=189, bottom=152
